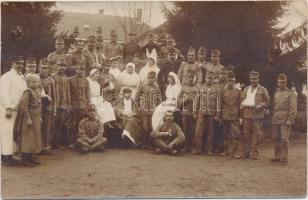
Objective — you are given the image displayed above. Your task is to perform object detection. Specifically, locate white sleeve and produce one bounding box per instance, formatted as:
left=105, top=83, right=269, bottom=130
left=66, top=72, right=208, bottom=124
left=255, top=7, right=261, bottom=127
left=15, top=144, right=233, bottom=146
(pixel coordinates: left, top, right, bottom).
left=0, top=74, right=12, bottom=109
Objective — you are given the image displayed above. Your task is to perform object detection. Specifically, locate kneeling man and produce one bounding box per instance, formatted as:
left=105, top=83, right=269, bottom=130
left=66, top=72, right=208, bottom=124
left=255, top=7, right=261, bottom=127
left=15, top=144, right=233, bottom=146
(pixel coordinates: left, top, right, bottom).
left=76, top=106, right=108, bottom=153
left=151, top=110, right=185, bottom=155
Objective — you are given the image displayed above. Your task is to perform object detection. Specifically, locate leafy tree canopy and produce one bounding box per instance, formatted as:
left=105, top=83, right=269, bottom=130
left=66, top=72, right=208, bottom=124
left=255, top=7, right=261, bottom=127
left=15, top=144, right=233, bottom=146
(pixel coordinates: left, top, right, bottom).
left=1, top=2, right=63, bottom=73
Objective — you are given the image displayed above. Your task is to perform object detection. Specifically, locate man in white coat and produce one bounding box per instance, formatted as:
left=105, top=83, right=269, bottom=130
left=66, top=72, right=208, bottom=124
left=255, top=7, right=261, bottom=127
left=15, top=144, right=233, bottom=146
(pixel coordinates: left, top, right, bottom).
left=0, top=56, right=27, bottom=166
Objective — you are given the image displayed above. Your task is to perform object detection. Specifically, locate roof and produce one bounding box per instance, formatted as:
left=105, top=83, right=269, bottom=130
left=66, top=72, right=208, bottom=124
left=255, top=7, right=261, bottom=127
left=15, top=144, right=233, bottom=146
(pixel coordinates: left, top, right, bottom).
left=57, top=12, right=152, bottom=42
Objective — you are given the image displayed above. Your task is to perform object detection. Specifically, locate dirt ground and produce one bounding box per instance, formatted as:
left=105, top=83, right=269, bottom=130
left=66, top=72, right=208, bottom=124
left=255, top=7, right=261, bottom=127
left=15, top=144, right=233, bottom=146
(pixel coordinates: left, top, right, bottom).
left=1, top=134, right=307, bottom=199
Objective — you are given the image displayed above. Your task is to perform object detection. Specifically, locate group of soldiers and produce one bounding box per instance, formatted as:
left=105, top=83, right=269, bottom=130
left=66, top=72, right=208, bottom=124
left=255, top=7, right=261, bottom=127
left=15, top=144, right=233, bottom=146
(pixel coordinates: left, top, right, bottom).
left=0, top=29, right=297, bottom=167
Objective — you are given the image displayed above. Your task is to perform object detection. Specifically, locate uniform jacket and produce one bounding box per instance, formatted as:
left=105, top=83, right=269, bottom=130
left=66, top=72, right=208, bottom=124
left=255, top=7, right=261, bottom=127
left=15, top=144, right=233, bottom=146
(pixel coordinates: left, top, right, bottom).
left=135, top=83, right=162, bottom=115
left=177, top=62, right=202, bottom=86
left=151, top=121, right=185, bottom=145
left=241, top=85, right=270, bottom=119
left=177, top=85, right=199, bottom=115
left=69, top=76, right=91, bottom=110
left=221, top=86, right=242, bottom=120
left=272, top=88, right=297, bottom=125
left=78, top=118, right=104, bottom=139
left=195, top=84, right=221, bottom=117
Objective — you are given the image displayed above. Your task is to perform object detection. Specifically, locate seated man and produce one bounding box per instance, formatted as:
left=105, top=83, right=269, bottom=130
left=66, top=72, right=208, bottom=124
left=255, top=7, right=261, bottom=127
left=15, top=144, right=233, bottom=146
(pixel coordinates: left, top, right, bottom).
left=151, top=110, right=185, bottom=155
left=76, top=106, right=108, bottom=153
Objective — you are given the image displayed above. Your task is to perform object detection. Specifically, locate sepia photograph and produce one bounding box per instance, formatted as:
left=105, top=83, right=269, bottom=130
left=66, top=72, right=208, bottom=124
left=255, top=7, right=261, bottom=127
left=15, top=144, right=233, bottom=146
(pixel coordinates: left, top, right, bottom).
left=0, top=0, right=307, bottom=198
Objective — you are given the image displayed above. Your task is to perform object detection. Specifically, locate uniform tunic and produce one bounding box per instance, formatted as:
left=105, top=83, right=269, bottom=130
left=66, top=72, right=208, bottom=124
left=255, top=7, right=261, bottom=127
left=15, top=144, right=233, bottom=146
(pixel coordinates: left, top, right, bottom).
left=123, top=41, right=141, bottom=64
left=0, top=68, right=27, bottom=155
left=177, top=62, right=202, bottom=86
left=104, top=42, right=123, bottom=59
left=151, top=121, right=185, bottom=149
left=205, top=63, right=224, bottom=81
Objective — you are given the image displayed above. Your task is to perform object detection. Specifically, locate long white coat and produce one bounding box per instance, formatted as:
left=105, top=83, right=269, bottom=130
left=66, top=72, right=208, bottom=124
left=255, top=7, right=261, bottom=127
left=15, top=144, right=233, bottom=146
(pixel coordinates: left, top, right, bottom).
left=0, top=68, right=27, bottom=155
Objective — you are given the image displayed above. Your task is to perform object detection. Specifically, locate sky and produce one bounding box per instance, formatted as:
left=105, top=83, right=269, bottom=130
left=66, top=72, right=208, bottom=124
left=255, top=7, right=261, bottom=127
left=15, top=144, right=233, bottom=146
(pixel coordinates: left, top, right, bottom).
left=55, top=1, right=308, bottom=32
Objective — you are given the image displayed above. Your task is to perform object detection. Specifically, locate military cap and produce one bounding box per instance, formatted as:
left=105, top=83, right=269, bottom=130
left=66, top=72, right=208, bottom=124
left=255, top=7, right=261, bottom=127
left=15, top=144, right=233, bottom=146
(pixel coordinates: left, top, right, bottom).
left=198, top=47, right=207, bottom=54
left=211, top=50, right=221, bottom=57
left=165, top=35, right=173, bottom=41
left=123, top=88, right=132, bottom=94
left=10, top=56, right=24, bottom=64
left=87, top=104, right=97, bottom=112
left=87, top=34, right=96, bottom=42
left=39, top=58, right=48, bottom=66
left=55, top=36, right=64, bottom=42
left=228, top=72, right=236, bottom=80
left=277, top=73, right=287, bottom=81
left=97, top=35, right=104, bottom=40
left=25, top=56, right=36, bottom=65
left=250, top=71, right=260, bottom=78
left=147, top=71, right=157, bottom=78
left=148, top=33, right=155, bottom=38
left=167, top=47, right=177, bottom=55
left=206, top=72, right=214, bottom=77
left=110, top=29, right=118, bottom=36
left=187, top=47, right=196, bottom=54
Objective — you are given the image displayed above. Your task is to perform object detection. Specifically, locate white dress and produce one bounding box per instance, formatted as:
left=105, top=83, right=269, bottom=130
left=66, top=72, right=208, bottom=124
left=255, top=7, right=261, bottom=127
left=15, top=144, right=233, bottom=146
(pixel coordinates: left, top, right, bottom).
left=0, top=68, right=27, bottom=155
left=87, top=77, right=116, bottom=124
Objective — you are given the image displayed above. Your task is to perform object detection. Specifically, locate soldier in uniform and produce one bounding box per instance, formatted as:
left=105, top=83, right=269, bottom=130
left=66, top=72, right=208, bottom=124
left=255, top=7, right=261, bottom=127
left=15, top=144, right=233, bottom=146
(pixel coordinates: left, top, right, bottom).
left=157, top=47, right=182, bottom=99
left=220, top=72, right=242, bottom=158
left=160, top=35, right=184, bottom=62
left=206, top=50, right=224, bottom=81
left=271, top=74, right=297, bottom=166
left=123, top=32, right=141, bottom=64
left=39, top=59, right=58, bottom=154
left=82, top=35, right=104, bottom=77
left=95, top=35, right=105, bottom=58
left=177, top=47, right=202, bottom=86
left=135, top=71, right=162, bottom=148
left=104, top=30, right=123, bottom=61
left=47, top=36, right=72, bottom=72
left=53, top=62, right=71, bottom=148
left=76, top=105, right=108, bottom=153
left=192, top=72, right=221, bottom=155
left=68, top=65, right=91, bottom=148
left=70, top=39, right=87, bottom=77
left=177, top=75, right=199, bottom=152
left=241, top=71, right=270, bottom=160
left=151, top=110, right=185, bottom=155
left=196, top=47, right=211, bottom=83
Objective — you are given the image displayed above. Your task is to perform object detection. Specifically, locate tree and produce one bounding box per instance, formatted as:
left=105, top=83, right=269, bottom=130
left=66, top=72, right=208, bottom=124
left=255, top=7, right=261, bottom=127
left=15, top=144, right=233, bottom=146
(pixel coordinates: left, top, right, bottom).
left=110, top=2, right=152, bottom=41
left=162, top=2, right=289, bottom=84
left=1, top=2, right=63, bottom=74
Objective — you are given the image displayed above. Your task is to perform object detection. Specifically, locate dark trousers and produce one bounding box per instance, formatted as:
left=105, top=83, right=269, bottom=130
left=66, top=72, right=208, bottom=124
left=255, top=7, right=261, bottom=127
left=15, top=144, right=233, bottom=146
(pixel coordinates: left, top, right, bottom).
left=222, top=120, right=241, bottom=155
left=140, top=113, right=152, bottom=147
left=181, top=115, right=195, bottom=151
left=153, top=138, right=184, bottom=153
left=42, top=110, right=54, bottom=148
left=69, top=109, right=87, bottom=145
left=54, top=108, right=69, bottom=148
left=214, top=121, right=223, bottom=152
left=193, top=114, right=214, bottom=153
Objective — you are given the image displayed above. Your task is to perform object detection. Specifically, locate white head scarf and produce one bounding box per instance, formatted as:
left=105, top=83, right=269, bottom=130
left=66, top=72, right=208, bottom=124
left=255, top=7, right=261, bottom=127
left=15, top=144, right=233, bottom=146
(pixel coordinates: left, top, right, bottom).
left=125, top=62, right=137, bottom=75
left=89, top=68, right=99, bottom=77
left=166, top=72, right=182, bottom=100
